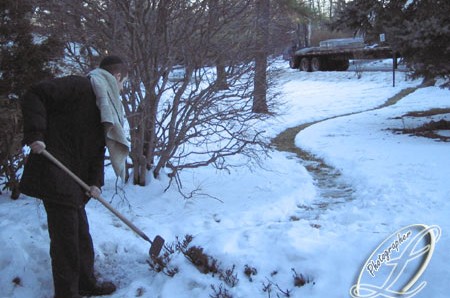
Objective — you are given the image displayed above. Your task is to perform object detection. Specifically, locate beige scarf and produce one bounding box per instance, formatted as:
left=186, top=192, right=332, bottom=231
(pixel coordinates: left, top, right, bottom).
left=88, top=68, right=129, bottom=180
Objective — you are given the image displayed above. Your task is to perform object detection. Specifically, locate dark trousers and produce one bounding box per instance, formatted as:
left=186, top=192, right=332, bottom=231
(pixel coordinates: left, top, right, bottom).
left=44, top=201, right=97, bottom=298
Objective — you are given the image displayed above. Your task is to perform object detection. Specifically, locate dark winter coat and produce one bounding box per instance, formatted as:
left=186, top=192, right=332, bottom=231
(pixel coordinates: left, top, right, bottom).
left=20, top=75, right=105, bottom=207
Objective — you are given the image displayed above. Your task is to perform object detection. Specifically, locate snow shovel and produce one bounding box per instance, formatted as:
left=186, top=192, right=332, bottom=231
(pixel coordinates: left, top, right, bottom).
left=41, top=149, right=165, bottom=258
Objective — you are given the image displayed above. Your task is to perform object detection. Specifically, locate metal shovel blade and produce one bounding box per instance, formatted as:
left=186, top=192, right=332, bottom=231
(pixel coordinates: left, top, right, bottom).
left=150, top=235, right=165, bottom=258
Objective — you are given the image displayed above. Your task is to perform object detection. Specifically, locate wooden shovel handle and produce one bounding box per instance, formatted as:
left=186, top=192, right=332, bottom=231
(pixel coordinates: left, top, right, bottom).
left=41, top=149, right=152, bottom=243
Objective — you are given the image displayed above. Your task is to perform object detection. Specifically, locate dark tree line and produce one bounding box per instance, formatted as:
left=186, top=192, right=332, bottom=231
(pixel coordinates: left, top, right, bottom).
left=331, top=0, right=450, bottom=80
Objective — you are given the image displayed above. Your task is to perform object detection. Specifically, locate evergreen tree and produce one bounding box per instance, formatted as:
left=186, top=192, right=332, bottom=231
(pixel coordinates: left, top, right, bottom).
left=0, top=0, right=63, bottom=199
left=331, top=0, right=450, bottom=80
left=0, top=0, right=62, bottom=98
left=388, top=0, right=450, bottom=80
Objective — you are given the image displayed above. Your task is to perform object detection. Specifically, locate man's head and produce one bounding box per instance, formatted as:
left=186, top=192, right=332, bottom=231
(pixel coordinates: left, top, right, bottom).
left=99, top=55, right=128, bottom=90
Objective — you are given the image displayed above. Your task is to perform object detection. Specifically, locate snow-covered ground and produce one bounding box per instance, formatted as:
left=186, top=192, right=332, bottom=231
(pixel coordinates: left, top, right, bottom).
left=1, top=60, right=450, bottom=298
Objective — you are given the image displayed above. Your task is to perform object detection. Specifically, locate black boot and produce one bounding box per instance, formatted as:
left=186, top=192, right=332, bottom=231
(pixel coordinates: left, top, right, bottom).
left=79, top=281, right=116, bottom=296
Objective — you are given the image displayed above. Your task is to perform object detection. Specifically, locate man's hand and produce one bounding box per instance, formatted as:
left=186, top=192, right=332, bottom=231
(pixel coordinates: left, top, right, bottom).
left=88, top=185, right=101, bottom=199
left=30, top=141, right=46, bottom=154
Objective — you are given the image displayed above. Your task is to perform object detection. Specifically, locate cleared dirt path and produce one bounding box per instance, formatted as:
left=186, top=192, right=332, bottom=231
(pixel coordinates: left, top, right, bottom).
left=271, top=85, right=422, bottom=222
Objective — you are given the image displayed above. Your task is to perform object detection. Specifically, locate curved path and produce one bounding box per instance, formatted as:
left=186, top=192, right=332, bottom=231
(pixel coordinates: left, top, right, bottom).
left=271, top=86, right=422, bottom=222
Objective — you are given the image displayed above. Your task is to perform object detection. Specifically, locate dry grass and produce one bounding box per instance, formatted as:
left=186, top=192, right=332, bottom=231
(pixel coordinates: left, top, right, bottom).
left=392, top=118, right=450, bottom=142
left=402, top=108, right=450, bottom=117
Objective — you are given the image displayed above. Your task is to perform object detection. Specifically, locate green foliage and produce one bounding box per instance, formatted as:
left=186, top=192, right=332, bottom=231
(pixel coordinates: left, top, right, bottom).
left=0, top=0, right=63, bottom=98
left=0, top=0, right=63, bottom=199
left=331, top=0, right=450, bottom=80
left=331, top=0, right=405, bottom=42
left=389, top=0, right=450, bottom=79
